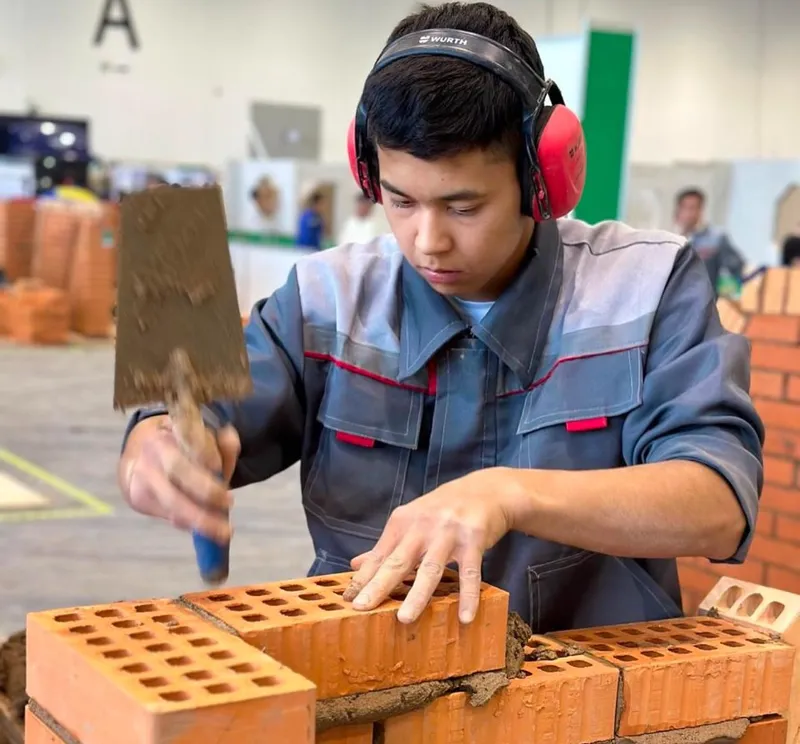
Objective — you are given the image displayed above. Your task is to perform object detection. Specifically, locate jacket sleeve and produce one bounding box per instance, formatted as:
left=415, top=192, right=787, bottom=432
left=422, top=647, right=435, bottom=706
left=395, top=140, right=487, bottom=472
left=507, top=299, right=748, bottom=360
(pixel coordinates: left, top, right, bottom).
left=621, top=243, right=765, bottom=563
left=122, top=267, right=307, bottom=489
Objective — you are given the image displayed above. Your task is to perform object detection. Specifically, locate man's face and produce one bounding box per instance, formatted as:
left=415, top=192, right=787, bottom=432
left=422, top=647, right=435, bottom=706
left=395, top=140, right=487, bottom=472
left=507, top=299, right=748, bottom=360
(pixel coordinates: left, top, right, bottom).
left=377, top=146, right=533, bottom=301
left=675, top=195, right=704, bottom=235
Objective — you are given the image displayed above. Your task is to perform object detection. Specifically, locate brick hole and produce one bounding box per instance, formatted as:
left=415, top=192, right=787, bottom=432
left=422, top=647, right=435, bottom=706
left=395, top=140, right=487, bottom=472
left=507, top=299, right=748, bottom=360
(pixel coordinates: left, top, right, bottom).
left=225, top=604, right=251, bottom=612
left=595, top=631, right=616, bottom=639
left=759, top=601, right=785, bottom=624
left=134, top=603, right=158, bottom=613
left=332, top=589, right=346, bottom=596
left=299, top=593, right=324, bottom=601
left=568, top=634, right=590, bottom=642
left=209, top=650, right=234, bottom=660
left=314, top=579, right=340, bottom=587
left=103, top=649, right=129, bottom=659
left=719, top=585, right=743, bottom=609
left=723, top=640, right=745, bottom=647
left=245, top=588, right=270, bottom=597
left=518, top=670, right=532, bottom=678
left=319, top=603, right=344, bottom=612
left=121, top=663, right=149, bottom=674
left=648, top=625, right=669, bottom=633
left=695, top=643, right=717, bottom=651
left=673, top=622, right=694, bottom=629
left=185, top=670, right=213, bottom=681
left=737, top=593, right=763, bottom=618
left=748, top=637, right=768, bottom=645
left=698, top=619, right=720, bottom=626
left=645, top=637, right=668, bottom=645
left=112, top=620, right=139, bottom=629
left=618, top=641, right=639, bottom=648
left=671, top=634, right=693, bottom=643
left=95, top=609, right=122, bottom=619
left=54, top=613, right=81, bottom=623
left=567, top=659, right=592, bottom=668
left=190, top=638, right=216, bottom=648
left=130, top=631, right=155, bottom=641
left=206, top=683, right=234, bottom=695
left=614, top=655, right=638, bottom=662
left=696, top=631, right=718, bottom=638
left=86, top=637, right=112, bottom=646
left=69, top=625, right=95, bottom=634
left=280, top=608, right=306, bottom=618
left=140, top=677, right=169, bottom=688
left=160, top=691, right=190, bottom=702
left=537, top=665, right=563, bottom=673
left=145, top=643, right=172, bottom=653
left=169, top=626, right=193, bottom=636
left=152, top=615, right=178, bottom=625
left=641, top=650, right=663, bottom=658
left=722, top=628, right=745, bottom=637
left=590, top=644, right=613, bottom=651
left=263, top=598, right=288, bottom=607
left=252, top=676, right=280, bottom=687
left=279, top=584, right=306, bottom=592
left=230, top=663, right=258, bottom=674
left=242, top=614, right=268, bottom=622
left=167, top=656, right=192, bottom=667
left=389, top=593, right=407, bottom=602
left=668, top=647, right=691, bottom=655
left=207, top=594, right=234, bottom=602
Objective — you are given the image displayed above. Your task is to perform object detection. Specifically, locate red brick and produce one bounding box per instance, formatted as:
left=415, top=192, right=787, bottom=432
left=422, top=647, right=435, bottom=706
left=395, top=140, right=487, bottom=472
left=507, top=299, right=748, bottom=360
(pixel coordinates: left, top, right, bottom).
left=317, top=725, right=374, bottom=744
left=751, top=343, right=800, bottom=375
left=775, top=514, right=800, bottom=544
left=750, top=533, right=800, bottom=566
left=766, top=565, right=800, bottom=595
left=747, top=314, right=800, bottom=343
left=26, top=599, right=316, bottom=744
left=786, top=268, right=800, bottom=315
left=757, top=399, right=800, bottom=431
left=718, top=297, right=747, bottom=334
left=762, top=269, right=790, bottom=314
left=751, top=370, right=786, bottom=399
left=762, top=485, right=800, bottom=517
left=678, top=561, right=719, bottom=596
left=741, top=272, right=764, bottom=313
left=551, top=617, right=794, bottom=736
left=718, top=560, right=768, bottom=585
left=382, top=636, right=617, bottom=744
left=765, top=456, right=796, bottom=487
left=758, top=510, right=777, bottom=536
left=740, top=717, right=789, bottom=744
left=764, top=429, right=800, bottom=459
left=787, top=375, right=800, bottom=403
left=182, top=569, right=508, bottom=699
left=24, top=707, right=64, bottom=743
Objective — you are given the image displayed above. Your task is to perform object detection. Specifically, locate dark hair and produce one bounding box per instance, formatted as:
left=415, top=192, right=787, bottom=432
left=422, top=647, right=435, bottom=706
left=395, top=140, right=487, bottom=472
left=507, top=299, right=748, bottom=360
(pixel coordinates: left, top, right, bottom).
left=782, top=235, right=800, bottom=267
left=676, top=188, right=706, bottom=206
left=360, top=2, right=544, bottom=161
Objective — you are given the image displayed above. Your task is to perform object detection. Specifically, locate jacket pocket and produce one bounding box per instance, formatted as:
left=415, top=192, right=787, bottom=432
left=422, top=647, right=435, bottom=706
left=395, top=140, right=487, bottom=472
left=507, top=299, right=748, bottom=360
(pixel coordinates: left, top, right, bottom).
left=517, top=347, right=645, bottom=470
left=303, top=364, right=424, bottom=540
left=528, top=549, right=683, bottom=634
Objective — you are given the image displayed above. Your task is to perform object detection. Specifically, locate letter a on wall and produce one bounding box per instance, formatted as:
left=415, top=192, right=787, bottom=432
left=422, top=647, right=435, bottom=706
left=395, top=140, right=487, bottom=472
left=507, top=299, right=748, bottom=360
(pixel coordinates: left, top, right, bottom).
left=93, top=0, right=140, bottom=50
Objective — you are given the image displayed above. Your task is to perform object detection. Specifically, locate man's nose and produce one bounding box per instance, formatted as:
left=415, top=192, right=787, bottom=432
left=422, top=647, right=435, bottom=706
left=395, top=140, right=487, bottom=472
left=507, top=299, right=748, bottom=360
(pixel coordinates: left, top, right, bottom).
left=414, top=209, right=451, bottom=254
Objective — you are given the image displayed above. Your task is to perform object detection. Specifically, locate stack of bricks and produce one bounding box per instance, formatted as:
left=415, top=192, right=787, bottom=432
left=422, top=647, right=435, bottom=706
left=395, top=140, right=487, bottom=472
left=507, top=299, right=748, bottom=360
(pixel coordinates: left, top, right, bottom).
left=679, top=267, right=800, bottom=613
left=22, top=568, right=797, bottom=743
left=0, top=199, right=36, bottom=282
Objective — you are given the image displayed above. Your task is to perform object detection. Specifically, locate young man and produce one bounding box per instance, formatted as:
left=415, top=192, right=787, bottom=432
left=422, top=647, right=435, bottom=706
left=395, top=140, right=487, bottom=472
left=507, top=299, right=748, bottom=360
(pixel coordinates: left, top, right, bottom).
left=295, top=190, right=325, bottom=249
left=118, top=2, right=764, bottom=633
left=674, top=187, right=745, bottom=295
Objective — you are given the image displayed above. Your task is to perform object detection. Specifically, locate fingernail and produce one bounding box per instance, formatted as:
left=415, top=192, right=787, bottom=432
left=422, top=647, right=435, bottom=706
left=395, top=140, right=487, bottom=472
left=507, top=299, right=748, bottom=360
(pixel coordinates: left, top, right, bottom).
left=397, top=607, right=414, bottom=624
left=353, top=593, right=370, bottom=609
left=459, top=610, right=474, bottom=624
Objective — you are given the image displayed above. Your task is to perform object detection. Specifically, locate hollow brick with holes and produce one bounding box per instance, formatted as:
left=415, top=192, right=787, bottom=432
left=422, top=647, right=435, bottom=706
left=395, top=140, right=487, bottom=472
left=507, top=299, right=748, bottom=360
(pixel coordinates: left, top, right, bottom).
left=181, top=568, right=509, bottom=699
left=382, top=635, right=618, bottom=744
left=699, top=577, right=800, bottom=744
left=740, top=716, right=790, bottom=744
left=549, top=615, right=794, bottom=736
left=26, top=599, right=316, bottom=744
left=24, top=706, right=65, bottom=744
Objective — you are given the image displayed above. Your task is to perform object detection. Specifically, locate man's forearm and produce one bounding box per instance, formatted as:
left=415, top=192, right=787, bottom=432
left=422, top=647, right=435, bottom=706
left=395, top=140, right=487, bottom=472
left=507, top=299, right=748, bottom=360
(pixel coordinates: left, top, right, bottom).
left=499, top=461, right=746, bottom=560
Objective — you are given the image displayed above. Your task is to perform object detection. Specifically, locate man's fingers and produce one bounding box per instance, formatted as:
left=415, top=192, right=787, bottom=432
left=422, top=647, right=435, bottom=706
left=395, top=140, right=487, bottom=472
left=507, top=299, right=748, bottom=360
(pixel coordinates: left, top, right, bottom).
left=398, top=540, right=451, bottom=624
left=343, top=518, right=405, bottom=602
left=351, top=537, right=422, bottom=611
left=154, top=442, right=230, bottom=511
left=456, top=547, right=483, bottom=624
left=216, top=425, right=241, bottom=484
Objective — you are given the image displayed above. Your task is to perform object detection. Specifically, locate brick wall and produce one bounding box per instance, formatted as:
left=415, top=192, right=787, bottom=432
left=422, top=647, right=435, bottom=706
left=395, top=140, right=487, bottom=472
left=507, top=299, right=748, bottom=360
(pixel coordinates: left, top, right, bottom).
left=679, top=267, right=800, bottom=612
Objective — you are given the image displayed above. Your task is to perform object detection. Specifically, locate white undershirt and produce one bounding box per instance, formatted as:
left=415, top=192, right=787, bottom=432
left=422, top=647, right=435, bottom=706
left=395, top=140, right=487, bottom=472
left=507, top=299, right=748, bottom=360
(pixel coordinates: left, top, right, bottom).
left=449, top=296, right=494, bottom=325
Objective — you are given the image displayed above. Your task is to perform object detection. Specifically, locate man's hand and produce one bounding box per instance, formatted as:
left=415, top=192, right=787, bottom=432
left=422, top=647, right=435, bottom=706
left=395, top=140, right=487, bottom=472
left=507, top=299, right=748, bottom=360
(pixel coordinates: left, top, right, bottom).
left=118, top=415, right=241, bottom=543
left=342, top=469, right=514, bottom=625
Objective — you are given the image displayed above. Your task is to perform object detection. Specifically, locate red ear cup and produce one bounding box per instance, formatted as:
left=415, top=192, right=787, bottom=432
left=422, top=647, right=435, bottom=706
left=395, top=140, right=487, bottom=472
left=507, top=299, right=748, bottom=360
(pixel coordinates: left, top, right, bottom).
left=532, top=104, right=586, bottom=221
left=346, top=117, right=382, bottom=204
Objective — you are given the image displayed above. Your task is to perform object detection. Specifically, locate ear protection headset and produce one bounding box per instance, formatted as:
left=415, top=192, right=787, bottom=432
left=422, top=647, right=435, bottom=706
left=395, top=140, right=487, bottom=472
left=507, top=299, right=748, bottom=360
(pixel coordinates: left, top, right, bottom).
left=347, top=28, right=586, bottom=221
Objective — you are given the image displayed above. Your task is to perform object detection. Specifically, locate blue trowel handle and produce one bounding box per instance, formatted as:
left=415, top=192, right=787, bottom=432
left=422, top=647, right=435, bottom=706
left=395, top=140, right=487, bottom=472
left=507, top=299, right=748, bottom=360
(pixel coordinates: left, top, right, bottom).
left=192, top=529, right=230, bottom=585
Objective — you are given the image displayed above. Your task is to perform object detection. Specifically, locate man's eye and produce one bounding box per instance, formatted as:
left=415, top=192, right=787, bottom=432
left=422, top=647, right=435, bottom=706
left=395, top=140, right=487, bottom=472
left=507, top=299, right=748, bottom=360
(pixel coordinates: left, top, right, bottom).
left=391, top=200, right=414, bottom=209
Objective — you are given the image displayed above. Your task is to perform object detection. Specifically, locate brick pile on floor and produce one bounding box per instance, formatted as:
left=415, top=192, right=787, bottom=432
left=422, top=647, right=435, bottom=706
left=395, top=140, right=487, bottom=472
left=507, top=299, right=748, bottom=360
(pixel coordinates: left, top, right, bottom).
left=8, top=569, right=797, bottom=743
left=679, top=268, right=800, bottom=613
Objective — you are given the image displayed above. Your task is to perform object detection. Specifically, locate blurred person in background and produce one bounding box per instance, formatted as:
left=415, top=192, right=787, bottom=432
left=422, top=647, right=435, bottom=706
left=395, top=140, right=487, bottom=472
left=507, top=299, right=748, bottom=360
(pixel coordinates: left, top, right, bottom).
left=781, top=222, right=800, bottom=267
left=339, top=193, right=381, bottom=244
left=674, top=187, right=744, bottom=296
left=295, top=189, right=325, bottom=250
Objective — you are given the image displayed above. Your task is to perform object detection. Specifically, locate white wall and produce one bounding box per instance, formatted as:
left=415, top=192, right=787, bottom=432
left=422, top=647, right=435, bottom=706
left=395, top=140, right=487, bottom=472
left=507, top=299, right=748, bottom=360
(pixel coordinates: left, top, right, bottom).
left=0, top=0, right=797, bottom=167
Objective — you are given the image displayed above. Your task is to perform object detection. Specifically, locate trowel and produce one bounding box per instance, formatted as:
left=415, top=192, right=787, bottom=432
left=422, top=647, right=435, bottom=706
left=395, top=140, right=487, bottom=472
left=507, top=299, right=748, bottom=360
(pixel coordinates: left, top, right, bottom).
left=113, top=185, right=252, bottom=585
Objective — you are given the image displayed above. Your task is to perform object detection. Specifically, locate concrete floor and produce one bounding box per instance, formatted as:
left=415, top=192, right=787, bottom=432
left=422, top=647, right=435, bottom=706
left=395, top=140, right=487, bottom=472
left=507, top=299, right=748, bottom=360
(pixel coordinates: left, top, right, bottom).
left=0, top=340, right=313, bottom=637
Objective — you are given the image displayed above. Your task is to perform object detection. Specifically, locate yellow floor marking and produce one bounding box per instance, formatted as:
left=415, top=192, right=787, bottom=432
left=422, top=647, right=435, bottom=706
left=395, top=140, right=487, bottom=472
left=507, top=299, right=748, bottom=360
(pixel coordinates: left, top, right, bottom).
left=0, top=472, right=49, bottom=510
